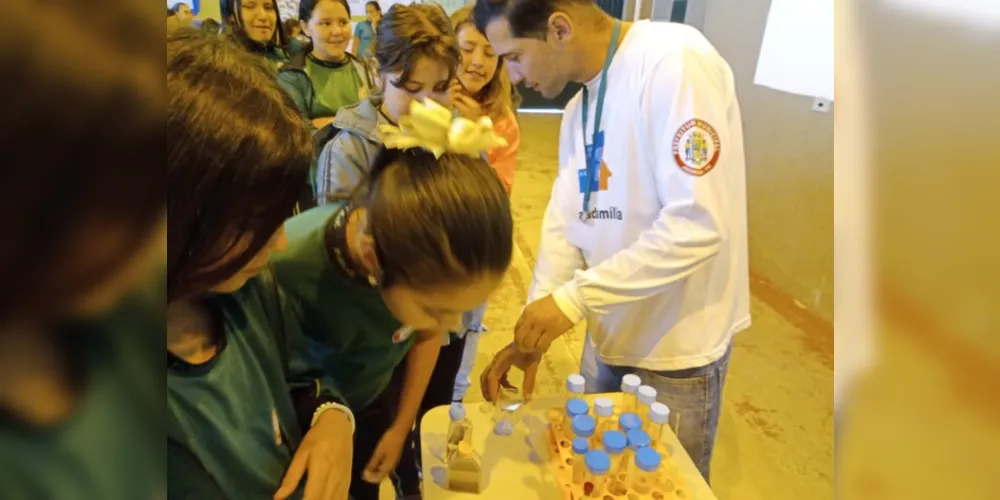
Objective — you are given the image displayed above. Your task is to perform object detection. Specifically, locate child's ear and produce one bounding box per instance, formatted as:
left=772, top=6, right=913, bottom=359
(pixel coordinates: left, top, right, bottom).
left=357, top=233, right=381, bottom=276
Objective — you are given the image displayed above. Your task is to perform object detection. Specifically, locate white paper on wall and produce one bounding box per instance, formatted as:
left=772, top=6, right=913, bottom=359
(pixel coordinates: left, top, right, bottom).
left=753, top=0, right=834, bottom=100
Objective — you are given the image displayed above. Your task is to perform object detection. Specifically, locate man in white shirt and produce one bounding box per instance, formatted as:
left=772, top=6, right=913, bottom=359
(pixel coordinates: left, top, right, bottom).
left=473, top=0, right=749, bottom=481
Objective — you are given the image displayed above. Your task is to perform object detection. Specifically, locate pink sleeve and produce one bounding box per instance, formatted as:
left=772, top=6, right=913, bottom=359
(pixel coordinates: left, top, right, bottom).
left=486, top=112, right=520, bottom=193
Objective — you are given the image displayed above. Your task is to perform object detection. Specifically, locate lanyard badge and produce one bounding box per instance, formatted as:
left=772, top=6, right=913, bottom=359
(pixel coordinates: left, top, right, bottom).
left=580, top=20, right=622, bottom=220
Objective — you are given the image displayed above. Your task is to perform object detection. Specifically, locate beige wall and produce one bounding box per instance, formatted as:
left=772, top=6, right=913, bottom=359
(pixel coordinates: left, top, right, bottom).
left=701, top=0, right=834, bottom=320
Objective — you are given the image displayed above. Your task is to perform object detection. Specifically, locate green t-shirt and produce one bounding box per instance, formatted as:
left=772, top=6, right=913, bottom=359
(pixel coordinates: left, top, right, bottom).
left=0, top=282, right=164, bottom=500
left=167, top=273, right=337, bottom=500
left=304, top=55, right=365, bottom=119
left=272, top=203, right=415, bottom=410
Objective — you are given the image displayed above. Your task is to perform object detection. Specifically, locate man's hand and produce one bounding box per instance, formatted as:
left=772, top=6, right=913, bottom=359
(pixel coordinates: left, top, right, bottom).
left=362, top=425, right=409, bottom=484
left=274, top=410, right=353, bottom=500
left=514, top=295, right=575, bottom=354
left=480, top=343, right=541, bottom=403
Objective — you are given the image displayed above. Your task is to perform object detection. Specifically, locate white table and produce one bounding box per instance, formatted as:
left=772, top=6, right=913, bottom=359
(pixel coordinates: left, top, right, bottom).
left=419, top=393, right=717, bottom=499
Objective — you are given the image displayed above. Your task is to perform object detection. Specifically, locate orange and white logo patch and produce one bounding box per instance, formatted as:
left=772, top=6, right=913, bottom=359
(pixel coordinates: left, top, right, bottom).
left=672, top=119, right=721, bottom=176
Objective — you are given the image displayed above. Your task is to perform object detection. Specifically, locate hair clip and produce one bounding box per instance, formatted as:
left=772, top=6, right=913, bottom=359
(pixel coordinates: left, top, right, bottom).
left=379, top=99, right=508, bottom=158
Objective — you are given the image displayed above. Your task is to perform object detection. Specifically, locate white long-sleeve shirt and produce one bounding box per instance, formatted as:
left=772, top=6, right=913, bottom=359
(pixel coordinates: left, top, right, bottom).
left=529, top=21, right=751, bottom=371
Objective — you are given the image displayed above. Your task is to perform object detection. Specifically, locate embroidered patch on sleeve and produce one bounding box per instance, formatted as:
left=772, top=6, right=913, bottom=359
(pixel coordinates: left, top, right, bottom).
left=672, top=119, right=721, bottom=176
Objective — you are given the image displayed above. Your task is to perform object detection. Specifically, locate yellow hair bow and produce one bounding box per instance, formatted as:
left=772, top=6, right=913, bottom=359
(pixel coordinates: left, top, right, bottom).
left=378, top=99, right=508, bottom=158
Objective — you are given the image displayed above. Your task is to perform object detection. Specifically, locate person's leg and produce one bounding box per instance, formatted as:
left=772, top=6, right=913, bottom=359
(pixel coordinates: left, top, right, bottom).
left=349, top=388, right=397, bottom=500
left=394, top=334, right=468, bottom=496
left=453, top=303, right=487, bottom=402
left=636, top=344, right=732, bottom=484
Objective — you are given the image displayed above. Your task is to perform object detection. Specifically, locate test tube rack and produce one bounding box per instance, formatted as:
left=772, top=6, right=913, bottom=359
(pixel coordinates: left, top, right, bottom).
left=545, top=409, right=690, bottom=500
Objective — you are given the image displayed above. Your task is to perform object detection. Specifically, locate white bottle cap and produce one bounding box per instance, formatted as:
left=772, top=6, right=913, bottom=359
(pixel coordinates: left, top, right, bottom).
left=621, top=374, right=641, bottom=393
left=594, top=398, right=614, bottom=417
left=637, top=385, right=657, bottom=405
left=567, top=374, right=586, bottom=394
left=648, top=402, right=670, bottom=424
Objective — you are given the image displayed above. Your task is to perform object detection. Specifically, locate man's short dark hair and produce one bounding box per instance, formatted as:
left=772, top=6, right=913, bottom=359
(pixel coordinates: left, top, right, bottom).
left=473, top=0, right=592, bottom=39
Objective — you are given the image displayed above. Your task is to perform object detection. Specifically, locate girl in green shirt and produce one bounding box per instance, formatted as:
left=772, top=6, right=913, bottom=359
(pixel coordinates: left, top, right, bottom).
left=167, top=29, right=353, bottom=500
left=0, top=2, right=164, bottom=498
left=278, top=0, right=374, bottom=130
left=272, top=107, right=515, bottom=500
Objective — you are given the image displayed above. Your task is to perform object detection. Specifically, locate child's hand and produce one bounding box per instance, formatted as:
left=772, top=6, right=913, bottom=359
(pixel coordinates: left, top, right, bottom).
left=274, top=410, right=353, bottom=500
left=362, top=425, right=409, bottom=484
left=450, top=80, right=483, bottom=120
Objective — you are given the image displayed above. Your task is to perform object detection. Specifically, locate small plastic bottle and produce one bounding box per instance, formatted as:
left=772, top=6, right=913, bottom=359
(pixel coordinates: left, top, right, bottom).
left=637, top=385, right=658, bottom=422
left=584, top=450, right=611, bottom=498
left=620, top=374, right=641, bottom=414
left=567, top=373, right=587, bottom=397
left=630, top=447, right=662, bottom=495
left=571, top=437, right=589, bottom=486
left=618, top=411, right=642, bottom=435
left=645, top=402, right=670, bottom=447
left=621, top=428, right=651, bottom=475
left=592, top=398, right=614, bottom=445
left=572, top=414, right=597, bottom=442
left=446, top=403, right=473, bottom=462
left=563, top=398, right=590, bottom=438
left=601, top=430, right=627, bottom=480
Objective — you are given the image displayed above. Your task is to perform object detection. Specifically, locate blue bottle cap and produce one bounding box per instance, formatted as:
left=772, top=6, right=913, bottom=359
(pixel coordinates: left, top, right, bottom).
left=619, top=412, right=642, bottom=433
left=565, top=398, right=589, bottom=417
left=585, top=449, right=611, bottom=475
left=635, top=447, right=662, bottom=473
left=626, top=429, right=651, bottom=450
left=602, top=430, right=627, bottom=454
left=572, top=414, right=597, bottom=438
left=572, top=437, right=589, bottom=455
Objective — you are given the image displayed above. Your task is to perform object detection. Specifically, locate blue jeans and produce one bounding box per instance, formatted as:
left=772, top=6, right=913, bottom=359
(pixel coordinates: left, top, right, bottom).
left=452, top=303, right=487, bottom=401
left=581, top=341, right=732, bottom=483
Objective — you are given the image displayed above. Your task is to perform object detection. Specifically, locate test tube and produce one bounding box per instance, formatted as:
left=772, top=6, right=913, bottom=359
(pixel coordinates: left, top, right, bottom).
left=620, top=374, right=641, bottom=414
left=563, top=398, right=589, bottom=433
left=630, top=447, right=662, bottom=495
left=567, top=373, right=586, bottom=399
left=618, top=411, right=642, bottom=435
left=584, top=450, right=611, bottom=498
left=571, top=437, right=589, bottom=486
left=637, top=385, right=657, bottom=421
left=592, top=398, right=614, bottom=439
left=621, top=428, right=651, bottom=475
left=644, top=402, right=670, bottom=447
left=572, top=414, right=597, bottom=443
left=601, top=430, right=627, bottom=479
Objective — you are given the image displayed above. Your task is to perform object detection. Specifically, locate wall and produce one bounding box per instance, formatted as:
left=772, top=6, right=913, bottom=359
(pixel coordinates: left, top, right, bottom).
left=701, top=0, right=834, bottom=320
left=195, top=0, right=221, bottom=20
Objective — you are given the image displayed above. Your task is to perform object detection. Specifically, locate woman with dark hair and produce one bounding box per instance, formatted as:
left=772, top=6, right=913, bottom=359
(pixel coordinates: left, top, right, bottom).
left=167, top=29, right=353, bottom=500
left=219, top=0, right=288, bottom=70
left=352, top=1, right=382, bottom=58
left=0, top=0, right=164, bottom=497
left=278, top=0, right=374, bottom=130
left=272, top=100, right=514, bottom=500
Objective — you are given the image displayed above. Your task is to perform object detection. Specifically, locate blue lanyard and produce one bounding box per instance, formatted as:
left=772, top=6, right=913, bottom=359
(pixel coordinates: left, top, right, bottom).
left=581, top=19, right=622, bottom=216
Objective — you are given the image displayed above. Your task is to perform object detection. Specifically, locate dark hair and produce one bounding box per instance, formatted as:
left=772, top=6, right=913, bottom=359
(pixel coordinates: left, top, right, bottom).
left=282, top=18, right=299, bottom=34
left=0, top=0, right=164, bottom=321
left=220, top=0, right=287, bottom=51
left=202, top=18, right=222, bottom=32
left=298, top=0, right=350, bottom=24
left=474, top=0, right=590, bottom=39
left=358, top=148, right=513, bottom=288
left=375, top=3, right=460, bottom=87
left=366, top=1, right=382, bottom=14
left=167, top=29, right=312, bottom=301
left=169, top=2, right=189, bottom=15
